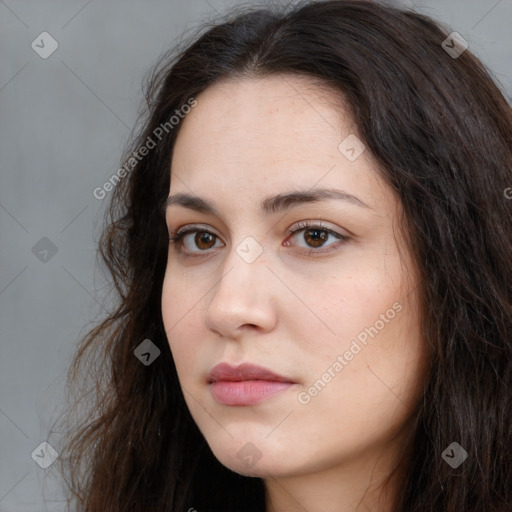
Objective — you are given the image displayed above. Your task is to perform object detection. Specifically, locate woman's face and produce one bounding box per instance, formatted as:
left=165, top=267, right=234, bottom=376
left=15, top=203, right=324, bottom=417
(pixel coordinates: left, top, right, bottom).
left=162, top=74, right=425, bottom=480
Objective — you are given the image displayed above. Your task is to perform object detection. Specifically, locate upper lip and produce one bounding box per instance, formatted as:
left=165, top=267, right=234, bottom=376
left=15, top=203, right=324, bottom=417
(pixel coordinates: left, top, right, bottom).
left=208, top=362, right=294, bottom=383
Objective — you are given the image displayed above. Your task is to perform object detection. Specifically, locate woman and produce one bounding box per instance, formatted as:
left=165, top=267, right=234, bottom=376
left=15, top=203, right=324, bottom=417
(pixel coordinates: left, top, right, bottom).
left=59, top=1, right=512, bottom=510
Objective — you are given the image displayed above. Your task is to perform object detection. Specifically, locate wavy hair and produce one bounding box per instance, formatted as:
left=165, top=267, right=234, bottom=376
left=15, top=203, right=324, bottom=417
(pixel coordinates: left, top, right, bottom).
left=59, top=1, right=512, bottom=510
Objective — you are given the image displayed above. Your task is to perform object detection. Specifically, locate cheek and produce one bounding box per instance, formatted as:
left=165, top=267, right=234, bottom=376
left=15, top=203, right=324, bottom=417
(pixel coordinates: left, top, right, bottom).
left=161, top=270, right=201, bottom=377
left=314, top=286, right=423, bottom=417
left=161, top=271, right=179, bottom=339
left=305, top=267, right=405, bottom=353
left=300, top=251, right=424, bottom=408
left=161, top=264, right=202, bottom=329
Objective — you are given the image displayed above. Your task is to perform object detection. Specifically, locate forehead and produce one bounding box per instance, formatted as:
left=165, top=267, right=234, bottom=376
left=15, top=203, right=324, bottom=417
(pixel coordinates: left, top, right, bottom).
left=172, top=75, right=349, bottom=165
left=169, top=74, right=387, bottom=212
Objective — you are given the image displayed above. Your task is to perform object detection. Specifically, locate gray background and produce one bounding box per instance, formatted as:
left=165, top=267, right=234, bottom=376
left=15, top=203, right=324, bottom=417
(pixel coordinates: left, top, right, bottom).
left=1, top=0, right=510, bottom=510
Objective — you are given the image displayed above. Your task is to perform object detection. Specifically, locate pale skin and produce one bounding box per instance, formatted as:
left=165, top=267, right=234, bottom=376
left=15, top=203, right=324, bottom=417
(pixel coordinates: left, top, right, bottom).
left=161, top=74, right=426, bottom=512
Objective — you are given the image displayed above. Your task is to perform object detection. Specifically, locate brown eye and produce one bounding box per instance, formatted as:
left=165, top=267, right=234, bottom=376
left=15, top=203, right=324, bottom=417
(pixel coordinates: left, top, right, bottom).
left=303, top=228, right=329, bottom=248
left=287, top=222, right=349, bottom=254
left=195, top=232, right=217, bottom=250
left=169, top=228, right=224, bottom=254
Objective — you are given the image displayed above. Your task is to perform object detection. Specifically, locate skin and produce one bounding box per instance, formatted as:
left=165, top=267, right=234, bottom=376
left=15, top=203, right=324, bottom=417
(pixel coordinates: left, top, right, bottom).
left=161, top=74, right=426, bottom=512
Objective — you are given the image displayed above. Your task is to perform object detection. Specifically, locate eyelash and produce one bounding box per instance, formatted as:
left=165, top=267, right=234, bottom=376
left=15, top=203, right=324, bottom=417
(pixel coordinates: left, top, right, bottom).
left=168, top=220, right=349, bottom=258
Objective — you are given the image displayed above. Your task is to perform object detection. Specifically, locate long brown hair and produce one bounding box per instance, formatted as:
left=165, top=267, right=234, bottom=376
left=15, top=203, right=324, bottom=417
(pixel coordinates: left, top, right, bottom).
left=58, top=1, right=512, bottom=510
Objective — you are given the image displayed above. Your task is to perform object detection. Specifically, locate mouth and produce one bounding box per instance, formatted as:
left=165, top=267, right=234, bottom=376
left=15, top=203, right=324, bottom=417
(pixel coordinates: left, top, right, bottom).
left=207, top=362, right=296, bottom=406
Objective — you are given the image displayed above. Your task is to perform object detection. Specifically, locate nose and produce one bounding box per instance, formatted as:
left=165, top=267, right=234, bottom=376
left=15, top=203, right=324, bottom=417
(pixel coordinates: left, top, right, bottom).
left=204, top=245, right=278, bottom=339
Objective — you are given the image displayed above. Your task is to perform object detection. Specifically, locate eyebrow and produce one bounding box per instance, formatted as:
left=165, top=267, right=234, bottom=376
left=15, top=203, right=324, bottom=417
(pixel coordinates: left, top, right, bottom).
left=163, top=188, right=370, bottom=217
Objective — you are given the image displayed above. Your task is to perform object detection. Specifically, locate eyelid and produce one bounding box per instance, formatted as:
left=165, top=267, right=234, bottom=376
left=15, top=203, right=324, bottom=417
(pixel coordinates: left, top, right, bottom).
left=170, top=220, right=346, bottom=239
left=171, top=223, right=220, bottom=239
left=287, top=219, right=347, bottom=237
left=168, top=220, right=349, bottom=256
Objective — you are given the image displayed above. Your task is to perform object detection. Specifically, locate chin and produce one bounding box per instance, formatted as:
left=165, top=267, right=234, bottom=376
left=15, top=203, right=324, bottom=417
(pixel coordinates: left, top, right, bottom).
left=205, top=435, right=307, bottom=479
left=216, top=452, right=290, bottom=478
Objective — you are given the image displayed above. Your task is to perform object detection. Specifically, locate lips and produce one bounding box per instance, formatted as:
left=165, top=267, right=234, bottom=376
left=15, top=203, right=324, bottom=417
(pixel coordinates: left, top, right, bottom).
left=208, top=362, right=295, bottom=406
left=208, top=362, right=292, bottom=383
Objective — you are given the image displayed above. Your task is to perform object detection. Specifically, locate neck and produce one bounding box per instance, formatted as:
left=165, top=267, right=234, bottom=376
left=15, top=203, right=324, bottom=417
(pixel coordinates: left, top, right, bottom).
left=263, top=440, right=406, bottom=512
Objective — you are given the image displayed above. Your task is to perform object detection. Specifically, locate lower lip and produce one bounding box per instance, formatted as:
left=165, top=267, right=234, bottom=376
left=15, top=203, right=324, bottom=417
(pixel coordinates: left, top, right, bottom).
left=210, top=380, right=293, bottom=406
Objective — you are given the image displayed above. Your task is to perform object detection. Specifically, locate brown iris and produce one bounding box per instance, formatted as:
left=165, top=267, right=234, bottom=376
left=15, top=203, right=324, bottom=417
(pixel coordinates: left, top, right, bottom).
left=195, top=232, right=216, bottom=250
left=303, top=228, right=328, bottom=248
